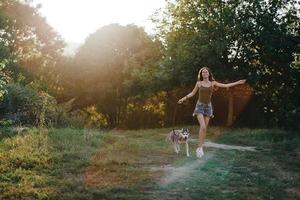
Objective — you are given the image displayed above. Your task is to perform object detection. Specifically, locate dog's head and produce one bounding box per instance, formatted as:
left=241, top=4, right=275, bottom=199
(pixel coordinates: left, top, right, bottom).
left=179, top=128, right=190, bottom=141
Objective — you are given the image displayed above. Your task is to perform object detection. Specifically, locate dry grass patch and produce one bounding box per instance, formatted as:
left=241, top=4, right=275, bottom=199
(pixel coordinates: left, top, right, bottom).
left=83, top=128, right=180, bottom=188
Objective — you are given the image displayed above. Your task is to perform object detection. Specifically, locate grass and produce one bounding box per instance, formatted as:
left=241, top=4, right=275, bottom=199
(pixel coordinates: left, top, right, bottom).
left=154, top=149, right=299, bottom=200
left=151, top=128, right=300, bottom=200
left=0, top=128, right=54, bottom=199
left=0, top=127, right=104, bottom=200
left=0, top=126, right=299, bottom=199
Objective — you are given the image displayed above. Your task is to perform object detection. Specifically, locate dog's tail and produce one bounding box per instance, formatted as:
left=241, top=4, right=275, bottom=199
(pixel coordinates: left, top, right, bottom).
left=165, top=129, right=175, bottom=143
left=165, top=129, right=172, bottom=143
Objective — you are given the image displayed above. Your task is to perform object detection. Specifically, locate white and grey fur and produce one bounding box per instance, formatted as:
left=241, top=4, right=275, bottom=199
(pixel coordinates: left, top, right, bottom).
left=168, top=128, right=190, bottom=157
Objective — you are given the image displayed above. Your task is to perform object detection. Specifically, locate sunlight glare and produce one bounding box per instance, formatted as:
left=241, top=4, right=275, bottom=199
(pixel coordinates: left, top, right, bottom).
left=34, top=0, right=165, bottom=43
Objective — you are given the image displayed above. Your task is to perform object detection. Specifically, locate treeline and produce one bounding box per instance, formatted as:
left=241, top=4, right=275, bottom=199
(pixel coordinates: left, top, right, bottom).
left=0, top=0, right=299, bottom=129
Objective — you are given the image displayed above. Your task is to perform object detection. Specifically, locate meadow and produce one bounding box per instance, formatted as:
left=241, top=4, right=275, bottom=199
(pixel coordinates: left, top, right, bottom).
left=0, top=126, right=299, bottom=200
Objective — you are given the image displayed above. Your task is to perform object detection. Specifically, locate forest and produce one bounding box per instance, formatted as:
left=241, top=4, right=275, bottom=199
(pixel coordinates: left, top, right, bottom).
left=0, top=0, right=299, bottom=129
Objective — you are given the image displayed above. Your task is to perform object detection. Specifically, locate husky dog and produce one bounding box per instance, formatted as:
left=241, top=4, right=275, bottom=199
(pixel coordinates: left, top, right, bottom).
left=168, top=128, right=190, bottom=157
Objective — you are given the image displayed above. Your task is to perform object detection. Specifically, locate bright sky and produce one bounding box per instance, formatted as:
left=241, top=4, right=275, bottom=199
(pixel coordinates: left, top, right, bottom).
left=34, top=0, right=166, bottom=44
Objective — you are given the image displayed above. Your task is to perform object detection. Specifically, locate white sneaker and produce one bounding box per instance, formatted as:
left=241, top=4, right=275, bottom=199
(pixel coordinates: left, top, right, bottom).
left=196, top=148, right=201, bottom=158
left=200, top=147, right=204, bottom=156
left=196, top=147, right=204, bottom=158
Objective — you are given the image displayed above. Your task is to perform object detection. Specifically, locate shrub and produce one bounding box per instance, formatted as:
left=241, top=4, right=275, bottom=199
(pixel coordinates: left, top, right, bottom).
left=0, top=83, right=71, bottom=127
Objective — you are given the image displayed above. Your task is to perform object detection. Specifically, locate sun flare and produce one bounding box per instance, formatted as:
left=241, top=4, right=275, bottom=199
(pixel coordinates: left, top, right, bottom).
left=34, top=0, right=166, bottom=43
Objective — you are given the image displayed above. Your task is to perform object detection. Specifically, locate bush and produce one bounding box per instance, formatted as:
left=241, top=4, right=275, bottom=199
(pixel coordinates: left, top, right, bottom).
left=0, top=83, right=73, bottom=127
left=0, top=83, right=55, bottom=126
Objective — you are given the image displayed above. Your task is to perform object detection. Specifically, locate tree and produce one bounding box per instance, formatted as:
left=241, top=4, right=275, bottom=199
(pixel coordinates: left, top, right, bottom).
left=0, top=0, right=64, bottom=89
left=0, top=0, right=65, bottom=126
left=153, top=0, right=300, bottom=128
left=60, top=24, right=163, bottom=127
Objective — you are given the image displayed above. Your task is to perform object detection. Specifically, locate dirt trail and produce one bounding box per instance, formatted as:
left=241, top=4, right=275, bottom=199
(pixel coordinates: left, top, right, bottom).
left=189, top=139, right=257, bottom=151
left=204, top=141, right=257, bottom=151
left=157, top=153, right=214, bottom=186
left=154, top=141, right=256, bottom=187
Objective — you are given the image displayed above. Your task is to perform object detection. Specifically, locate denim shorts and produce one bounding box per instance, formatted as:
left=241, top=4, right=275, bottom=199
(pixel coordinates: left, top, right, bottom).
left=193, top=101, right=214, bottom=118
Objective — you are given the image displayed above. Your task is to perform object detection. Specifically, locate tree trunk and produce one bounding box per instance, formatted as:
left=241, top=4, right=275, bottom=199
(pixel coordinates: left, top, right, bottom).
left=227, top=90, right=233, bottom=126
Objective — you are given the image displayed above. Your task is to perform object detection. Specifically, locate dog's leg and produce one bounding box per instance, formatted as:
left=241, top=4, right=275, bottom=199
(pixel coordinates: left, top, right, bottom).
left=185, top=142, right=190, bottom=157
left=173, top=143, right=179, bottom=154
left=177, top=143, right=180, bottom=153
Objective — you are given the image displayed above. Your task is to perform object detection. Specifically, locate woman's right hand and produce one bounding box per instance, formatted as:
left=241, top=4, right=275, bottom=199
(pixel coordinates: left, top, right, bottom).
left=178, top=98, right=185, bottom=104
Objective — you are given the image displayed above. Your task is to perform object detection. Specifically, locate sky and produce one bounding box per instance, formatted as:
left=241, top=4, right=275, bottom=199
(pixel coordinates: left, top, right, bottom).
left=34, top=0, right=166, bottom=44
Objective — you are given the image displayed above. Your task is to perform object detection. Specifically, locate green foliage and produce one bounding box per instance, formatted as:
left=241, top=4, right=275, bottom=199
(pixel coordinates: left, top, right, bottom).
left=0, top=0, right=298, bottom=129
left=0, top=119, right=14, bottom=127
left=153, top=0, right=300, bottom=128
left=0, top=61, right=10, bottom=99
left=0, top=0, right=65, bottom=103
left=0, top=83, right=78, bottom=127
left=0, top=83, right=55, bottom=126
left=0, top=0, right=70, bottom=128
left=121, top=92, right=167, bottom=129
left=56, top=24, right=163, bottom=127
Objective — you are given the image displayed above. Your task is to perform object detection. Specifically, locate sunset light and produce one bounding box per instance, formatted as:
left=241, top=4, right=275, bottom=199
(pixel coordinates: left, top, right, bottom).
left=1, top=0, right=299, bottom=198
left=34, top=0, right=166, bottom=43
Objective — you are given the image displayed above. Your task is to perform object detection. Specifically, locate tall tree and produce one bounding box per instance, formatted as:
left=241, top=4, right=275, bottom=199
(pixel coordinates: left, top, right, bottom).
left=0, top=0, right=65, bottom=125
left=154, top=0, right=300, bottom=128
left=0, top=0, right=64, bottom=89
left=62, top=24, right=162, bottom=127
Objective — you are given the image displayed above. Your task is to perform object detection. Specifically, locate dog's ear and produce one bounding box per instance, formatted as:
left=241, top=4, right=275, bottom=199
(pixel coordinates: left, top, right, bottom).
left=172, top=129, right=178, bottom=135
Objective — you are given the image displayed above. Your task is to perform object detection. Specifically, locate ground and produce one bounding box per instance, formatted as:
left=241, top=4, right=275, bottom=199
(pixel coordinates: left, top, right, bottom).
left=0, top=126, right=299, bottom=200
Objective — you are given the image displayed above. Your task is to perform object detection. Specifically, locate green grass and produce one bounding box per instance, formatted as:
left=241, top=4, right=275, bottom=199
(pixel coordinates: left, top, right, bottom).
left=153, top=149, right=299, bottom=200
left=0, top=126, right=299, bottom=199
left=0, top=127, right=105, bottom=200
left=216, top=128, right=299, bottom=150
left=0, top=128, right=54, bottom=199
left=150, top=128, right=300, bottom=200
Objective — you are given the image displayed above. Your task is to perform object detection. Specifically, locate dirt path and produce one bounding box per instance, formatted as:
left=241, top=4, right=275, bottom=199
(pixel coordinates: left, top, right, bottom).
left=203, top=140, right=257, bottom=151
left=158, top=153, right=214, bottom=186
left=155, top=141, right=256, bottom=187
left=83, top=132, right=258, bottom=199
left=189, top=139, right=257, bottom=151
left=142, top=141, right=258, bottom=199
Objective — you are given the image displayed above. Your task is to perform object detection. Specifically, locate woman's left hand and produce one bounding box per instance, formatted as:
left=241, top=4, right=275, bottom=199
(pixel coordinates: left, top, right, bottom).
left=238, top=79, right=246, bottom=84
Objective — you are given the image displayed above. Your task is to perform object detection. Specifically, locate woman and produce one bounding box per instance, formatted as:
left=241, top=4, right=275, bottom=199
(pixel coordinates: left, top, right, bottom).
left=178, top=67, right=246, bottom=158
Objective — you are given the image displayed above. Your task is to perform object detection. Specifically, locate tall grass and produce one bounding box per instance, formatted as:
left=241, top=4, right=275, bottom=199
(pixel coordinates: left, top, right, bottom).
left=0, top=127, right=104, bottom=200
left=0, top=128, right=54, bottom=199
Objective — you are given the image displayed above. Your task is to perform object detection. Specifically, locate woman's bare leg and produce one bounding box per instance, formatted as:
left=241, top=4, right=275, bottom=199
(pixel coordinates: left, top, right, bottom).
left=204, top=116, right=210, bottom=138
left=197, top=114, right=206, bottom=147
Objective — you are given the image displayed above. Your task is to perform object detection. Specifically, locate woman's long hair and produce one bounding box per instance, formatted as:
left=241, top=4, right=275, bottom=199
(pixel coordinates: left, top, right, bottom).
left=197, top=67, right=215, bottom=81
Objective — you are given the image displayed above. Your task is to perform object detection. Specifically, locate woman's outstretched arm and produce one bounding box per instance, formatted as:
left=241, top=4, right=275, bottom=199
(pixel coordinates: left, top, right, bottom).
left=213, top=79, right=246, bottom=88
left=178, top=82, right=199, bottom=104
